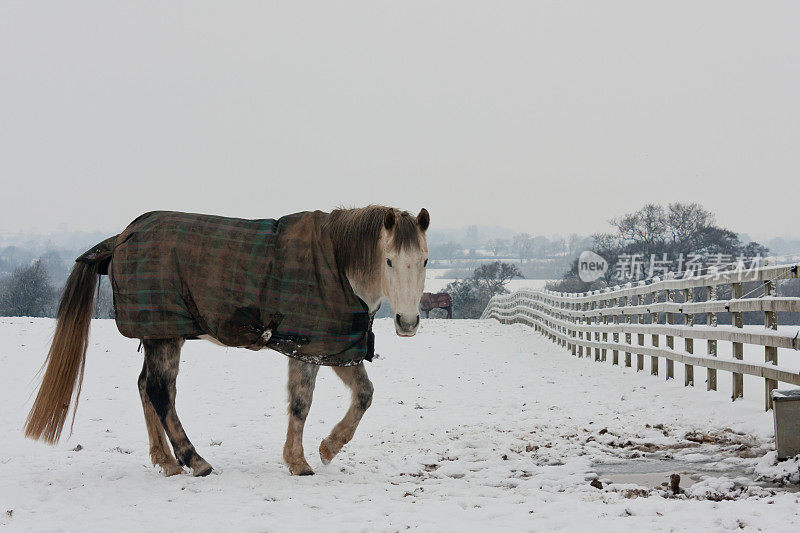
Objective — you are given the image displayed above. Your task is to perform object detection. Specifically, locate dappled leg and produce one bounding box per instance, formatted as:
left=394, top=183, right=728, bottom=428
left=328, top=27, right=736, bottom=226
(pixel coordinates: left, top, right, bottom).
left=284, top=358, right=319, bottom=475
left=143, top=339, right=213, bottom=477
left=319, top=363, right=373, bottom=465
left=137, top=361, right=182, bottom=476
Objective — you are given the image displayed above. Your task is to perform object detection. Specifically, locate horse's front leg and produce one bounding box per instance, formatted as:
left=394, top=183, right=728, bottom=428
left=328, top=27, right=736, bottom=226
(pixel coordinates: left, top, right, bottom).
left=319, top=363, right=373, bottom=465
left=283, top=358, right=319, bottom=475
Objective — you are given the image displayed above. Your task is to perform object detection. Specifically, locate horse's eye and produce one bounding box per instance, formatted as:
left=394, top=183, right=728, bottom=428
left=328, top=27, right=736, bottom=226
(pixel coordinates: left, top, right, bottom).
left=386, top=258, right=392, bottom=267
left=424, top=259, right=428, bottom=267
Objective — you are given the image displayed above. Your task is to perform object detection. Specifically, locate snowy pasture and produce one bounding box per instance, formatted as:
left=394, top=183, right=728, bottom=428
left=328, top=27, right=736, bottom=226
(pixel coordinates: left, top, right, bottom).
left=1, top=317, right=799, bottom=532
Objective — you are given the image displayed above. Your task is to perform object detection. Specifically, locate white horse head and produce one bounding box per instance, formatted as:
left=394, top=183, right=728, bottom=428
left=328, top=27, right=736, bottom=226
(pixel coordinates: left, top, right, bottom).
left=327, top=206, right=429, bottom=337
left=380, top=208, right=429, bottom=336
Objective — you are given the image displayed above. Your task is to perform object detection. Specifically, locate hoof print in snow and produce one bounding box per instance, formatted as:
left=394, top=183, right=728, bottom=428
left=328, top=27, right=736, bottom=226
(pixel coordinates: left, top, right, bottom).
left=622, top=488, right=650, bottom=499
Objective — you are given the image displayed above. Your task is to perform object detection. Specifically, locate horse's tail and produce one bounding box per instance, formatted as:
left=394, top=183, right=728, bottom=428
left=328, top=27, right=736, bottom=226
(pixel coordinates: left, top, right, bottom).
left=24, top=259, right=102, bottom=444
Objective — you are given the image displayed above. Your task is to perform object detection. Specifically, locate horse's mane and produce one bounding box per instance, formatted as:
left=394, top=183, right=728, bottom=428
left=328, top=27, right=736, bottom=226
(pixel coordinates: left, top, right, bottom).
left=326, top=205, right=423, bottom=277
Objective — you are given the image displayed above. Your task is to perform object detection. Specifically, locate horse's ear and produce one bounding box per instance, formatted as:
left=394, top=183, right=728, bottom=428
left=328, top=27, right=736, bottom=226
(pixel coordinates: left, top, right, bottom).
left=384, top=208, right=395, bottom=230
left=417, top=208, right=430, bottom=232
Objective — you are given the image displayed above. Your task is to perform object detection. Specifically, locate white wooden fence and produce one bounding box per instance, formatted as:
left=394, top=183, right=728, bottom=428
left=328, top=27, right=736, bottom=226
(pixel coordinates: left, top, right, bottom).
left=481, top=263, right=800, bottom=410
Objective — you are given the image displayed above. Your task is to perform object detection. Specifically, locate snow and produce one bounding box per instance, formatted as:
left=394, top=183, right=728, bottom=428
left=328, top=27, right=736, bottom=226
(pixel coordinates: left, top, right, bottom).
left=756, top=452, right=800, bottom=485
left=1, top=317, right=799, bottom=532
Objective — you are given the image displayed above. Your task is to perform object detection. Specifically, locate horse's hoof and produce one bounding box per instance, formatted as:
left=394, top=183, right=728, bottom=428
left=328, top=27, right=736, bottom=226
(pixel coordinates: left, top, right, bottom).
left=193, top=464, right=214, bottom=477
left=288, top=462, right=315, bottom=476
left=194, top=465, right=214, bottom=477
left=319, top=440, right=334, bottom=465
left=162, top=463, right=184, bottom=477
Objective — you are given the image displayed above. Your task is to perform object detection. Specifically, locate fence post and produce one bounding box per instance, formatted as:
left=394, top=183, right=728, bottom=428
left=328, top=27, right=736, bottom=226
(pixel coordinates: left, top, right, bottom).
left=542, top=295, right=547, bottom=335
left=624, top=291, right=632, bottom=368
left=651, top=287, right=659, bottom=376
left=571, top=298, right=577, bottom=356
left=684, top=287, right=694, bottom=386
left=557, top=297, right=563, bottom=347
left=565, top=296, right=571, bottom=350
left=731, top=282, right=743, bottom=400
left=562, top=296, right=568, bottom=348
left=612, top=291, right=620, bottom=366
left=707, top=284, right=718, bottom=391
left=577, top=298, right=584, bottom=358
left=558, top=292, right=569, bottom=350
left=594, top=295, right=601, bottom=362
left=601, top=292, right=609, bottom=362
left=637, top=291, right=645, bottom=372
left=665, top=284, right=674, bottom=380
left=560, top=296, right=564, bottom=343
left=765, top=269, right=778, bottom=411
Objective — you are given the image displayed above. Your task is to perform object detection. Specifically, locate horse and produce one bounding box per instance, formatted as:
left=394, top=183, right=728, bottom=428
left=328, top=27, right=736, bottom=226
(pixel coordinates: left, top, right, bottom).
left=420, top=292, right=453, bottom=319
left=24, top=205, right=429, bottom=477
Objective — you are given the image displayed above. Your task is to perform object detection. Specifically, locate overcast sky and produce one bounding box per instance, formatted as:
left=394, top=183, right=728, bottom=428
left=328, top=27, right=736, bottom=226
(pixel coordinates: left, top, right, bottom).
left=1, top=1, right=798, bottom=239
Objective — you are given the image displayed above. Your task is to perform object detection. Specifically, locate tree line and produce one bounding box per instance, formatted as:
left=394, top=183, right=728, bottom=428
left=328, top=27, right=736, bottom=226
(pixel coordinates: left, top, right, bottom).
left=548, top=202, right=769, bottom=293
left=545, top=202, right=800, bottom=325
left=0, top=259, right=113, bottom=318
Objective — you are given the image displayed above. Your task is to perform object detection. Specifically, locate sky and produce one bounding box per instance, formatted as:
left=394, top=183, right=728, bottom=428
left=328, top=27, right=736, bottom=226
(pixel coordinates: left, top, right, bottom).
left=1, top=1, right=798, bottom=240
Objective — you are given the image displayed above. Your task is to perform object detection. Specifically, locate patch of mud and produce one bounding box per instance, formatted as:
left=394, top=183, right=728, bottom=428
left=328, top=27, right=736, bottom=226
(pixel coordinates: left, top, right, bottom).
left=594, top=459, right=800, bottom=500
left=539, top=423, right=798, bottom=500
left=398, top=422, right=798, bottom=502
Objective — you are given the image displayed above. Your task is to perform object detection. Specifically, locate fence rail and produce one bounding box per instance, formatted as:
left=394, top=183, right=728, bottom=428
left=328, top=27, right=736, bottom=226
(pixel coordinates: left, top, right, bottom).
left=481, top=263, right=800, bottom=410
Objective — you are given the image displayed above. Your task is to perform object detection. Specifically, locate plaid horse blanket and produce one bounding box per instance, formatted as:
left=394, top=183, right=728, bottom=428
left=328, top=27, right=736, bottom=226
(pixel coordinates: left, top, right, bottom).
left=78, top=211, right=374, bottom=366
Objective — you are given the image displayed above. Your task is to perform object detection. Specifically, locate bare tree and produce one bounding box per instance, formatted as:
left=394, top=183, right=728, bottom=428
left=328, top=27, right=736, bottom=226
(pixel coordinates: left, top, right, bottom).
left=0, top=260, right=57, bottom=317
left=430, top=241, right=460, bottom=262
left=566, top=234, right=582, bottom=256
left=488, top=238, right=508, bottom=257
left=512, top=233, right=534, bottom=263
left=472, top=261, right=523, bottom=295
left=611, top=203, right=667, bottom=254
left=667, top=202, right=715, bottom=250
left=445, top=261, right=524, bottom=318
left=549, top=237, right=566, bottom=256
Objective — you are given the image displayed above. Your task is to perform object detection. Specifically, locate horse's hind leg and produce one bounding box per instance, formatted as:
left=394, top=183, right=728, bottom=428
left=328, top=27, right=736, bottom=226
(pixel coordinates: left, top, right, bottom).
left=283, top=358, right=319, bottom=475
left=319, top=363, right=373, bottom=465
left=142, top=339, right=213, bottom=477
left=137, top=361, right=182, bottom=476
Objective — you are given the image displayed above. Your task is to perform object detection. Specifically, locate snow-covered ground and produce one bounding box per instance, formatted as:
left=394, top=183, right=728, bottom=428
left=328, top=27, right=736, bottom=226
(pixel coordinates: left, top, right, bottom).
left=1, top=317, right=799, bottom=532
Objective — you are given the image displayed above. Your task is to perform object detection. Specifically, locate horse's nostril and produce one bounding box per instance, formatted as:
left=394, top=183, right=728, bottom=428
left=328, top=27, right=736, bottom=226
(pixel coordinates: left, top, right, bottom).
left=395, top=313, right=419, bottom=331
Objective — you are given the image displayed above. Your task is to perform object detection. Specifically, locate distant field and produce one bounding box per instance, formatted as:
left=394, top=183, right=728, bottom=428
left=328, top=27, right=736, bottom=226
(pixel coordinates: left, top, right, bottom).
left=424, top=268, right=550, bottom=293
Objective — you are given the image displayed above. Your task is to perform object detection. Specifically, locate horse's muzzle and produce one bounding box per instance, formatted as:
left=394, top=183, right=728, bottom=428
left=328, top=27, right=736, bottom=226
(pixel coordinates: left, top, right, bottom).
left=395, top=313, right=420, bottom=337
